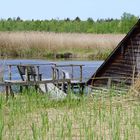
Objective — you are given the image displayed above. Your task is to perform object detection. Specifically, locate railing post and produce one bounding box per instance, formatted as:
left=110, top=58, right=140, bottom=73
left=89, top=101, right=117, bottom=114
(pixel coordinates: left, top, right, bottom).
left=80, top=65, right=83, bottom=82
left=8, top=65, right=12, bottom=80
left=57, top=69, right=59, bottom=80
left=25, top=67, right=28, bottom=81
left=37, top=66, right=40, bottom=81
left=52, top=67, right=55, bottom=80
left=62, top=72, right=65, bottom=92
left=71, top=65, right=74, bottom=80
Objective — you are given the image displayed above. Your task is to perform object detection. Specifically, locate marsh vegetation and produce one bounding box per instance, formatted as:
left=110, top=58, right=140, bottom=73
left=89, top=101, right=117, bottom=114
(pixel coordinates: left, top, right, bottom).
left=0, top=32, right=124, bottom=59
left=0, top=89, right=140, bottom=140
left=0, top=13, right=139, bottom=140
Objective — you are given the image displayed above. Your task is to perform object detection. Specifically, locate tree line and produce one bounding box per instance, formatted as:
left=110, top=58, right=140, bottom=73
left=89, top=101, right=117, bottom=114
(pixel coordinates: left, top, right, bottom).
left=0, top=12, right=138, bottom=33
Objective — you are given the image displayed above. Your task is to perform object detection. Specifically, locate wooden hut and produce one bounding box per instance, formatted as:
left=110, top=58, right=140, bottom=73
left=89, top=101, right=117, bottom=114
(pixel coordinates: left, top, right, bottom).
left=87, top=19, right=140, bottom=88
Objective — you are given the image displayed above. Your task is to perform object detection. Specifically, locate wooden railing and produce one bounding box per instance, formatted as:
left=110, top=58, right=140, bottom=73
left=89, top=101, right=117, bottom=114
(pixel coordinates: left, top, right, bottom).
left=1, top=78, right=71, bottom=100
left=7, top=63, right=85, bottom=82
left=89, top=76, right=134, bottom=88
left=55, top=64, right=84, bottom=82
left=51, top=66, right=70, bottom=81
left=7, top=63, right=56, bottom=81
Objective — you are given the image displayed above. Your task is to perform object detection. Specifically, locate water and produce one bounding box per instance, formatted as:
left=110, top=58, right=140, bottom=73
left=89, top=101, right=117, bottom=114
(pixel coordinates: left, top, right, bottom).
left=0, top=59, right=103, bottom=82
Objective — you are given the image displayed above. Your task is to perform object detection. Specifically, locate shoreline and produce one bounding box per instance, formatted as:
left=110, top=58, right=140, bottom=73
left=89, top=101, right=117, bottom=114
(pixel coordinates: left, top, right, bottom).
left=0, top=51, right=111, bottom=60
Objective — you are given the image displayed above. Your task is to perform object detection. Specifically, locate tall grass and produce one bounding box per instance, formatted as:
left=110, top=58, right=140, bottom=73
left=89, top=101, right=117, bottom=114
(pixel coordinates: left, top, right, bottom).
left=0, top=88, right=140, bottom=140
left=0, top=32, right=125, bottom=59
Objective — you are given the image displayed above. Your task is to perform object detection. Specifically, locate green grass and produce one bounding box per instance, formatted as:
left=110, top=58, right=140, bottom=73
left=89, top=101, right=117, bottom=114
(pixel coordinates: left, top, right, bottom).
left=0, top=89, right=140, bottom=140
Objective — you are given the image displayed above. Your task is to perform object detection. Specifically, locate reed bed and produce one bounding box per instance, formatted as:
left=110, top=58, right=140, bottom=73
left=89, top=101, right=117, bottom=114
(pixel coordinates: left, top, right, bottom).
left=0, top=32, right=125, bottom=59
left=0, top=89, right=140, bottom=140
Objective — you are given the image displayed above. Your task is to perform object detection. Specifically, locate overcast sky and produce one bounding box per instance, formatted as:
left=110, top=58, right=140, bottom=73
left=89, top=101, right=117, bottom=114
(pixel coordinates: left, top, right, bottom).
left=0, top=0, right=139, bottom=20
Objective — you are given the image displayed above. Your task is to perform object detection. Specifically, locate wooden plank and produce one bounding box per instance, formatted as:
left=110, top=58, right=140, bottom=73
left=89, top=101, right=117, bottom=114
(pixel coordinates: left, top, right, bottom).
left=113, top=59, right=134, bottom=64
left=56, top=64, right=84, bottom=67
left=103, top=71, right=133, bottom=77
left=4, top=79, right=71, bottom=86
left=7, top=63, right=55, bottom=67
left=110, top=63, right=134, bottom=68
left=127, top=45, right=140, bottom=50
left=108, top=63, right=133, bottom=69
left=111, top=78, right=132, bottom=84
left=108, top=67, right=133, bottom=73
left=104, top=69, right=136, bottom=75
left=125, top=49, right=140, bottom=53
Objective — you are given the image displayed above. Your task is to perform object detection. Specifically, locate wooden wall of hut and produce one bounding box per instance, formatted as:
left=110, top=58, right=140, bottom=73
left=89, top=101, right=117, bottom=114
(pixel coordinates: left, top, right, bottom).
left=87, top=19, right=140, bottom=87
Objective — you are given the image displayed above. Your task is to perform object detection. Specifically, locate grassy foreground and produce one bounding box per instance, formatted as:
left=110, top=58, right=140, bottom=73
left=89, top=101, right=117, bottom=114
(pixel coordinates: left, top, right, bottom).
left=0, top=89, right=140, bottom=140
left=0, top=32, right=124, bottom=60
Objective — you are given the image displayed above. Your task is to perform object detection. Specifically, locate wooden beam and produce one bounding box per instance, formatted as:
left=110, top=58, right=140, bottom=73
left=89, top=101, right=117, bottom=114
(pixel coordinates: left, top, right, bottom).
left=56, top=64, right=84, bottom=67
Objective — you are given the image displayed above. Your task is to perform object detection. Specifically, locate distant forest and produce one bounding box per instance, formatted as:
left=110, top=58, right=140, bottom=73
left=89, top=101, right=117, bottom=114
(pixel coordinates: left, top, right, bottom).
left=0, top=13, right=139, bottom=33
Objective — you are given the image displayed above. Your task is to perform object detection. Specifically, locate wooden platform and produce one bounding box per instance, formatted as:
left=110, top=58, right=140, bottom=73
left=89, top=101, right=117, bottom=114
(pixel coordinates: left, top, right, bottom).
left=2, top=63, right=86, bottom=100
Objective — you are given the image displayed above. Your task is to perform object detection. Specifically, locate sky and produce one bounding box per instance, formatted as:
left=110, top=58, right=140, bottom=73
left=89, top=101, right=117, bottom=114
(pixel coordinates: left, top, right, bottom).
left=0, top=0, right=139, bottom=20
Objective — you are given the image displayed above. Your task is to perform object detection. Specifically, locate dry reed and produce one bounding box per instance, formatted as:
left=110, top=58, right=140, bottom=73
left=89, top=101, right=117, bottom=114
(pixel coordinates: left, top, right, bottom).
left=0, top=32, right=125, bottom=59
